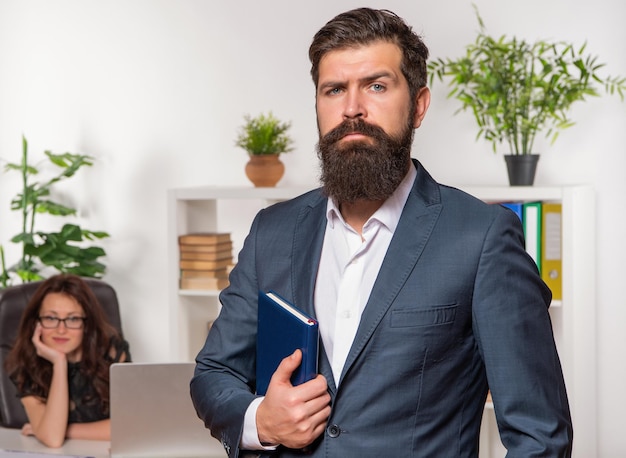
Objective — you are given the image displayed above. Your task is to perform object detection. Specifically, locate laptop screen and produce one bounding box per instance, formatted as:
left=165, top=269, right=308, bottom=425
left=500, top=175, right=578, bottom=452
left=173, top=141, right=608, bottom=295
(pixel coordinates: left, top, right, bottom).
left=109, top=362, right=225, bottom=458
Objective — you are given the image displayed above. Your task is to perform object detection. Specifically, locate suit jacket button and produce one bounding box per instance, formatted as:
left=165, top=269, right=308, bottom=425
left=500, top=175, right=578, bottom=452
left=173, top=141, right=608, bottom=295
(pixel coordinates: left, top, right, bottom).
left=327, top=424, right=341, bottom=438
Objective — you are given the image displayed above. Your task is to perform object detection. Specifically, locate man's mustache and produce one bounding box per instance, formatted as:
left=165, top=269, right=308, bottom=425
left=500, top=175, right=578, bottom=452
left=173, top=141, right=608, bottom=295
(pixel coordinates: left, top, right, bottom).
left=321, top=118, right=388, bottom=145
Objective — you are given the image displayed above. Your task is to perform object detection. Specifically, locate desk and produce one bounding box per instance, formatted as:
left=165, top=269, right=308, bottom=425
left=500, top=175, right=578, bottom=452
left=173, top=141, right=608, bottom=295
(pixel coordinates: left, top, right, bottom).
left=0, top=427, right=110, bottom=458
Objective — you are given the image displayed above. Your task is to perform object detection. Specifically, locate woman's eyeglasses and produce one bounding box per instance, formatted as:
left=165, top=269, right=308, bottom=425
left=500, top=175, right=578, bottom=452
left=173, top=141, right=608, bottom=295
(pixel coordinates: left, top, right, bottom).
left=38, top=316, right=86, bottom=329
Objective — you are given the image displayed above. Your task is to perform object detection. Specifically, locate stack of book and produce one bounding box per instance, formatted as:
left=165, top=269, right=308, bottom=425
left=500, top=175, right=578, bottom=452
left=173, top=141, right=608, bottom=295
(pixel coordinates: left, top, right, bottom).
left=179, top=233, right=233, bottom=290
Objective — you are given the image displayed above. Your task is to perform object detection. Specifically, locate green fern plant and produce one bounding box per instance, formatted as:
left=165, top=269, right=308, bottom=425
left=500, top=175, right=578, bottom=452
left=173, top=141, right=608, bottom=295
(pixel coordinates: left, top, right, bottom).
left=0, top=136, right=110, bottom=288
left=235, top=112, right=295, bottom=155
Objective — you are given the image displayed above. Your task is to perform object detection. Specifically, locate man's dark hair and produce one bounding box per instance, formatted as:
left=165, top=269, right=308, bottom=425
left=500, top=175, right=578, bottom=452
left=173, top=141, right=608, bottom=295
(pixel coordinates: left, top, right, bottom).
left=309, top=8, right=429, bottom=101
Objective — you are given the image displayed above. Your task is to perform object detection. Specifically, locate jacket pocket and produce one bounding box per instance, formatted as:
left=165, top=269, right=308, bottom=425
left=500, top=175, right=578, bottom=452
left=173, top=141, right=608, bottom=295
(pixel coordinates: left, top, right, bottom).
left=390, top=304, right=457, bottom=328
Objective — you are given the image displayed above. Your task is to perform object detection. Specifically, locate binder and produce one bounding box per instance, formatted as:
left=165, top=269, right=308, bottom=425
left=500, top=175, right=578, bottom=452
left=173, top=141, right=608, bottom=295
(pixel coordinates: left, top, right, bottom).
left=523, top=201, right=542, bottom=273
left=541, top=202, right=562, bottom=301
left=256, top=290, right=319, bottom=395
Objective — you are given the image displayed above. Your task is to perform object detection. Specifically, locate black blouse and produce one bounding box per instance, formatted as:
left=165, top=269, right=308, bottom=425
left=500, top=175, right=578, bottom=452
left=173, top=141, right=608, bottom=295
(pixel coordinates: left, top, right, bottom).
left=68, top=337, right=130, bottom=422
left=16, top=336, right=131, bottom=423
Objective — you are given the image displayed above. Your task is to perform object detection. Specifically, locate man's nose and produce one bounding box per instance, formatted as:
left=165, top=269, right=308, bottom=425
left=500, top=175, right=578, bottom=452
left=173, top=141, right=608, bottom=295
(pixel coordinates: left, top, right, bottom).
left=342, top=90, right=365, bottom=119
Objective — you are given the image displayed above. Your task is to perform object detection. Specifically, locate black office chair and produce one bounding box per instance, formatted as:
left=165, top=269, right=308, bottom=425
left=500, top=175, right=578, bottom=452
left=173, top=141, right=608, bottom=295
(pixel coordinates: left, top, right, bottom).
left=0, top=278, right=124, bottom=428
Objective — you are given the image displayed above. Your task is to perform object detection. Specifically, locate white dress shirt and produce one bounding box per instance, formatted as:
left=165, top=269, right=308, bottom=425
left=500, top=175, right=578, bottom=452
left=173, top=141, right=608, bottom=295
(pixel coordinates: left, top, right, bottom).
left=314, top=165, right=416, bottom=385
left=241, top=165, right=417, bottom=449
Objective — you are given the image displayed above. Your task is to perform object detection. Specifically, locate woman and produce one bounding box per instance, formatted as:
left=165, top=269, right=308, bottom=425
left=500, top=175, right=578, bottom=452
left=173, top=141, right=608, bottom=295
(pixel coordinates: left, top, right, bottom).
left=4, top=274, right=130, bottom=447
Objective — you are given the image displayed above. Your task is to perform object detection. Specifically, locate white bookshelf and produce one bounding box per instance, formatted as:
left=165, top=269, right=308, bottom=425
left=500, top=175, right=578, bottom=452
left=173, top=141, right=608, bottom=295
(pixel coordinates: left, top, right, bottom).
left=167, top=186, right=312, bottom=363
left=167, top=184, right=595, bottom=457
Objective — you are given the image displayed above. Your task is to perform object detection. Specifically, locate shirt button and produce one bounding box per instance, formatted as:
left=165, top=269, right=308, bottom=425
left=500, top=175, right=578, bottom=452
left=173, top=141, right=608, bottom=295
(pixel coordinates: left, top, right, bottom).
left=327, top=424, right=341, bottom=438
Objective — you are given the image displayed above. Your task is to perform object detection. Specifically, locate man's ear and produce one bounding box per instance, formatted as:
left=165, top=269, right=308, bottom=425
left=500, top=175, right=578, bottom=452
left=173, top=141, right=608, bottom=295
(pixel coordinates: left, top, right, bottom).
left=412, top=87, right=431, bottom=129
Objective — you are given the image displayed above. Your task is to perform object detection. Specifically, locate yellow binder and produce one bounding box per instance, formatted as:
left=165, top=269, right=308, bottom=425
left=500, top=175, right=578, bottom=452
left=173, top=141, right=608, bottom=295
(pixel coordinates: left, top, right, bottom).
left=541, top=202, right=562, bottom=301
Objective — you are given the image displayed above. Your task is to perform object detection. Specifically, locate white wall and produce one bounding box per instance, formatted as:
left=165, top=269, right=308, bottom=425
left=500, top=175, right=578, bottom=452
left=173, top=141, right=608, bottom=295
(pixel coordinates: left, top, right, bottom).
left=1, top=0, right=624, bottom=455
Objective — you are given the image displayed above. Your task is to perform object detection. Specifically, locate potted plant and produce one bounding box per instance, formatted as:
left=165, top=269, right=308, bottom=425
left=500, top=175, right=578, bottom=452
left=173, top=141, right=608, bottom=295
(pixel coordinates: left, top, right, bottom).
left=235, top=112, right=295, bottom=187
left=428, top=6, right=626, bottom=185
left=0, top=136, right=110, bottom=288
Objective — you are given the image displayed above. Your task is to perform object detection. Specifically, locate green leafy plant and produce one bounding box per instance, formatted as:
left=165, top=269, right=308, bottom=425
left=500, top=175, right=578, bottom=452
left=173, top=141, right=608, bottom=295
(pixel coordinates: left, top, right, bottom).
left=0, top=136, right=110, bottom=288
left=428, top=5, right=626, bottom=155
left=235, top=112, right=295, bottom=155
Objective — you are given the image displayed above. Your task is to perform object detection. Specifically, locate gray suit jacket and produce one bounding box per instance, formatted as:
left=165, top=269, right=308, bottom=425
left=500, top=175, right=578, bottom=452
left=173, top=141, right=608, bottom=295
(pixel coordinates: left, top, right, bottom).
left=191, top=160, right=573, bottom=457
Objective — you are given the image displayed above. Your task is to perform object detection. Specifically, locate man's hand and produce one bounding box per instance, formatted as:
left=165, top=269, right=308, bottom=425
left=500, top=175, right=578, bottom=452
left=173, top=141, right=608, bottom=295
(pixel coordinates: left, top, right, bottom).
left=256, top=349, right=331, bottom=449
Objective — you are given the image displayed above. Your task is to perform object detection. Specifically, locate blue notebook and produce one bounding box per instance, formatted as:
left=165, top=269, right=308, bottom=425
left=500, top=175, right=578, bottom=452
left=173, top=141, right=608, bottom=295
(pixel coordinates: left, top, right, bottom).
left=256, top=290, right=319, bottom=395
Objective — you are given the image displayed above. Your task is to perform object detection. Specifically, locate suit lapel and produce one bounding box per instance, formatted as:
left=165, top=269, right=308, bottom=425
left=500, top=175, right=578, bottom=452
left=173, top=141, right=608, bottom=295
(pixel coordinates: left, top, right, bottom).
left=289, top=193, right=337, bottom=391
left=291, top=193, right=327, bottom=318
left=339, top=161, right=443, bottom=384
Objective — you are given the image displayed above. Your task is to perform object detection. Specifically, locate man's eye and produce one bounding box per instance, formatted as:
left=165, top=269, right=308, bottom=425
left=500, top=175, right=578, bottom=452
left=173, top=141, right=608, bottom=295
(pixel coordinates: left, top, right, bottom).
left=371, top=83, right=385, bottom=92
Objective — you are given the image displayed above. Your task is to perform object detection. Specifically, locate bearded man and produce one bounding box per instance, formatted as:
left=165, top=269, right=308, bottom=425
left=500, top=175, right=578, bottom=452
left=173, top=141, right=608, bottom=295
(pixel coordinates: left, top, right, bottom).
left=191, top=8, right=573, bottom=458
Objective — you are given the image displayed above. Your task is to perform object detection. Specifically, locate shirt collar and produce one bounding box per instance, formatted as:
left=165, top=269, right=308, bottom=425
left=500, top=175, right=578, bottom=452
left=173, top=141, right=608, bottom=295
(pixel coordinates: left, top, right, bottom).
left=325, top=163, right=416, bottom=233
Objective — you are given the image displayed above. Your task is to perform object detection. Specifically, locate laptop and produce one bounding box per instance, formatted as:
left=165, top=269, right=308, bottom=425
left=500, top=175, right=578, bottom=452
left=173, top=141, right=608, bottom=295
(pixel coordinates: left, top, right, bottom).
left=110, top=362, right=226, bottom=458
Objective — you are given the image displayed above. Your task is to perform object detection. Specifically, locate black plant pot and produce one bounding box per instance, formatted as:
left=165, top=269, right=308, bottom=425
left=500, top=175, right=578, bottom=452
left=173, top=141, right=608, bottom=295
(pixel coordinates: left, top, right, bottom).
left=504, top=154, right=540, bottom=186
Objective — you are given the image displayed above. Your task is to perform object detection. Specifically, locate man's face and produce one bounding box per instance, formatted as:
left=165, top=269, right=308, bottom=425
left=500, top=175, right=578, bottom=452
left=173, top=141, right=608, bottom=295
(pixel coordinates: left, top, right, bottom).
left=315, top=41, right=430, bottom=203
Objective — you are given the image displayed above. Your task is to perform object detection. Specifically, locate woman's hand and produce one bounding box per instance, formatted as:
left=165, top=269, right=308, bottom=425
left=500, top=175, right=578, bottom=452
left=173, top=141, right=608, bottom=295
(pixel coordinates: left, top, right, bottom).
left=31, top=323, right=66, bottom=365
left=21, top=422, right=34, bottom=436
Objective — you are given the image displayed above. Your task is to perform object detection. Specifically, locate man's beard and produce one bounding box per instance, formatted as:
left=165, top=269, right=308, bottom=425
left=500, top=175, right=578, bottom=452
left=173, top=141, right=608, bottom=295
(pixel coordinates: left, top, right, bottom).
left=316, top=117, right=414, bottom=204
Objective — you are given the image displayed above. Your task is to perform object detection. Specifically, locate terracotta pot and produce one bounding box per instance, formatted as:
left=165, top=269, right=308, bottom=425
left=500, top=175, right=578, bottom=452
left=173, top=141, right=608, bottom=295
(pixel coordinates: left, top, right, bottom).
left=245, top=154, right=285, bottom=187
